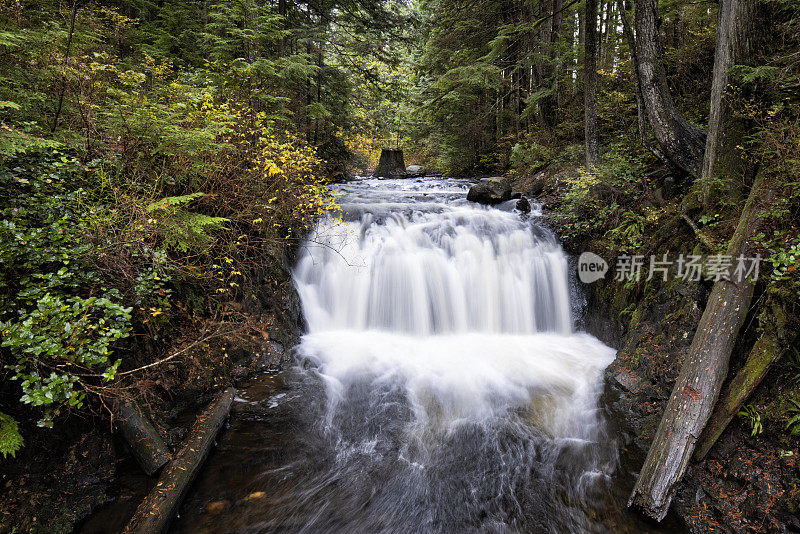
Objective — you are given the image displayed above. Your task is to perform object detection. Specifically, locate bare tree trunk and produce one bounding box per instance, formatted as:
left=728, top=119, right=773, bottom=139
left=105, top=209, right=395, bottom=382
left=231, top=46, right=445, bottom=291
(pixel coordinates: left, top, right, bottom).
left=619, top=0, right=675, bottom=172
left=694, top=304, right=798, bottom=460
left=628, top=171, right=773, bottom=521
left=701, top=0, right=757, bottom=204
left=618, top=0, right=646, bottom=144
left=584, top=0, right=600, bottom=167
left=634, top=0, right=706, bottom=176
left=575, top=8, right=585, bottom=98
left=51, top=0, right=79, bottom=133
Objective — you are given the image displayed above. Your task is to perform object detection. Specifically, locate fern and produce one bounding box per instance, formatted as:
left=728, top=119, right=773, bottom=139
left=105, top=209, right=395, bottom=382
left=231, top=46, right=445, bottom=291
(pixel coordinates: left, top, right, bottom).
left=147, top=192, right=207, bottom=212
left=147, top=193, right=228, bottom=252
left=0, top=412, right=24, bottom=458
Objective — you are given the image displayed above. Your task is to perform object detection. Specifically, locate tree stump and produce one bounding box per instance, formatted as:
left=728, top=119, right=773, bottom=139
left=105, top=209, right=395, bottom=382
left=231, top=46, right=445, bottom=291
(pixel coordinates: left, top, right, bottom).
left=373, top=149, right=406, bottom=178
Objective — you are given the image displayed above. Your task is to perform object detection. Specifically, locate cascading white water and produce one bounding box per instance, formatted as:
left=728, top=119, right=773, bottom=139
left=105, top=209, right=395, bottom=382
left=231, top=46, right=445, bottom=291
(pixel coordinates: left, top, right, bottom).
left=294, top=206, right=571, bottom=335
left=286, top=177, right=618, bottom=532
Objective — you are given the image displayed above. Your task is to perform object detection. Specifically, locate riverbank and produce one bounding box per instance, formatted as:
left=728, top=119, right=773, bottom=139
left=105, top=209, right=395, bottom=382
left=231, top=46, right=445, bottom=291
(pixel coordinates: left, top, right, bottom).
left=512, top=162, right=800, bottom=533
left=0, top=263, right=305, bottom=533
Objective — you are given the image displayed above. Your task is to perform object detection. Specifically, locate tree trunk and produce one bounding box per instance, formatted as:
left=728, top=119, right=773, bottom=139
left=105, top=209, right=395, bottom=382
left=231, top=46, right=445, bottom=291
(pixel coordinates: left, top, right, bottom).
left=123, top=388, right=236, bottom=534
left=694, top=293, right=798, bottom=460
left=701, top=0, right=757, bottom=205
left=618, top=0, right=677, bottom=172
left=584, top=0, right=599, bottom=167
left=634, top=0, right=706, bottom=176
left=628, top=171, right=774, bottom=521
left=51, top=0, right=79, bottom=133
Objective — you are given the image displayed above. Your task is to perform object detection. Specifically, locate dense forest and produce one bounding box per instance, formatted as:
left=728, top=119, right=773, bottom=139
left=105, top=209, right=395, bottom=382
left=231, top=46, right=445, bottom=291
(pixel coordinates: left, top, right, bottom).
left=1, top=0, right=800, bottom=531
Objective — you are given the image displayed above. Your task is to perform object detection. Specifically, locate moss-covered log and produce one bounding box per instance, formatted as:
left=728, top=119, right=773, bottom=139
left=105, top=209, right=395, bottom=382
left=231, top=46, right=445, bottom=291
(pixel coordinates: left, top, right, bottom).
left=694, top=294, right=798, bottom=460
left=628, top=171, right=773, bottom=521
left=123, top=387, right=236, bottom=534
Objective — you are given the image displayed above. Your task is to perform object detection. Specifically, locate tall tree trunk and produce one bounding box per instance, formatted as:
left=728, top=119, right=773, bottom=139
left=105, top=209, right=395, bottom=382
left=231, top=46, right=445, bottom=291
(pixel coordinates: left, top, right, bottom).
left=278, top=0, right=287, bottom=56
left=536, top=0, right=555, bottom=128
left=628, top=170, right=773, bottom=521
left=634, top=0, right=706, bottom=176
left=576, top=8, right=585, bottom=97
left=618, top=0, right=646, bottom=144
left=620, top=0, right=682, bottom=172
left=51, top=0, right=79, bottom=133
left=701, top=0, right=757, bottom=205
left=584, top=0, right=600, bottom=167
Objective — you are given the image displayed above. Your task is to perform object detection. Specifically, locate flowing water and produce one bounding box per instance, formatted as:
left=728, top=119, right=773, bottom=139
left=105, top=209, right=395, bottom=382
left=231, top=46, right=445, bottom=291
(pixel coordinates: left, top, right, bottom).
left=171, top=177, right=669, bottom=533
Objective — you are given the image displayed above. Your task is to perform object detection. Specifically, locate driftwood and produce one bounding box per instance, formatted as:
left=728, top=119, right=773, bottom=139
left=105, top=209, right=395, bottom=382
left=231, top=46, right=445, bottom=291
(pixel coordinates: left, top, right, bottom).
left=695, top=296, right=798, bottom=460
left=115, top=398, right=171, bottom=476
left=628, top=173, right=772, bottom=521
left=123, top=387, right=236, bottom=534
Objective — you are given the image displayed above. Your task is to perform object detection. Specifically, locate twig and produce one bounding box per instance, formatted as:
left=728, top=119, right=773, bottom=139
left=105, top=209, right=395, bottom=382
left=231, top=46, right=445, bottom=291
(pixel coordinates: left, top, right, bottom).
left=117, top=330, right=225, bottom=376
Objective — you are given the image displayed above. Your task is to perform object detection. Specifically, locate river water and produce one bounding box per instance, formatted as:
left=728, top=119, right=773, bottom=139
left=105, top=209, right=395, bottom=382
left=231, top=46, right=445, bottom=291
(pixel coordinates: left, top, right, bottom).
left=172, top=177, right=670, bottom=533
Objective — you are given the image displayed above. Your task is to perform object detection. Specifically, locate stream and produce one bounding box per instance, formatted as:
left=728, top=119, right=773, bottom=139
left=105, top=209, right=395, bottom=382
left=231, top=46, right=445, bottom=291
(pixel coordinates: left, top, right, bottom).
left=171, top=177, right=675, bottom=533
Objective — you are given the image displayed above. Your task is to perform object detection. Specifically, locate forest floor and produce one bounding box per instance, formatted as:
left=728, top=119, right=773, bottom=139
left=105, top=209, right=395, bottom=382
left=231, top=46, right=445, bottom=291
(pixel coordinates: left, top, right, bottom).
left=0, top=275, right=304, bottom=534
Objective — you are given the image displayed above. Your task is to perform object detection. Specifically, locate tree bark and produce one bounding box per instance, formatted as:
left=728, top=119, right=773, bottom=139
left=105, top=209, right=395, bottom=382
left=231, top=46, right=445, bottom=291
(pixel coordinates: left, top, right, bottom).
left=115, top=398, right=171, bottom=476
left=694, top=294, right=798, bottom=460
left=619, top=0, right=680, bottom=173
left=584, top=0, right=600, bottom=167
left=618, top=0, right=646, bottom=145
left=374, top=149, right=406, bottom=178
left=701, top=0, right=757, bottom=205
left=628, top=172, right=774, bottom=521
left=123, top=388, right=236, bottom=534
left=634, top=0, right=706, bottom=176
left=51, top=0, right=79, bottom=133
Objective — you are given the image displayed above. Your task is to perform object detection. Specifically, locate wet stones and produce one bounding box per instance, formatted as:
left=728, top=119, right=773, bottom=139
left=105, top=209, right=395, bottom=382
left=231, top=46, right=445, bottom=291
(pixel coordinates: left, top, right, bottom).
left=466, top=178, right=512, bottom=205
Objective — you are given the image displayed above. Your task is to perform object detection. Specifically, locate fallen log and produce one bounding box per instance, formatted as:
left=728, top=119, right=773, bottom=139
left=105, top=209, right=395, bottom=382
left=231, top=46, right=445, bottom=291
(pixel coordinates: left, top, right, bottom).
left=628, top=172, right=773, bottom=521
left=123, top=387, right=236, bottom=534
left=115, top=398, right=171, bottom=476
left=694, top=295, right=798, bottom=460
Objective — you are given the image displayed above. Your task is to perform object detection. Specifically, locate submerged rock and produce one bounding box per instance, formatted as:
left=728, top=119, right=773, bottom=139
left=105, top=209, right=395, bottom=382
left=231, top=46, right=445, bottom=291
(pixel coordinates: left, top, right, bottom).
left=466, top=178, right=512, bottom=205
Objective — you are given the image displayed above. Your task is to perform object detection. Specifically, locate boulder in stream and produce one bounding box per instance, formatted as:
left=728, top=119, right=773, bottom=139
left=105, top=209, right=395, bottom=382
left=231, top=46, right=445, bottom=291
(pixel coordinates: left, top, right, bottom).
left=466, top=178, right=512, bottom=205
left=406, top=164, right=426, bottom=177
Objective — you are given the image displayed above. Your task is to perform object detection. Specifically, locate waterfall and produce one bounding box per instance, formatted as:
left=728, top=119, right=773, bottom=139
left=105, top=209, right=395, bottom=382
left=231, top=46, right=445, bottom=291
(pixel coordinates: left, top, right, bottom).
left=294, top=206, right=572, bottom=335
left=285, top=177, right=617, bottom=532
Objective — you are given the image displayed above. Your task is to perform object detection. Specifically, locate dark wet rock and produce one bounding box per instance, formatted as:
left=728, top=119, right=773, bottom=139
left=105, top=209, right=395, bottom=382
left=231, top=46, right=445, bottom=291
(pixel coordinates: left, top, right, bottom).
left=516, top=196, right=531, bottom=213
left=528, top=173, right=546, bottom=197
left=466, top=178, right=512, bottom=205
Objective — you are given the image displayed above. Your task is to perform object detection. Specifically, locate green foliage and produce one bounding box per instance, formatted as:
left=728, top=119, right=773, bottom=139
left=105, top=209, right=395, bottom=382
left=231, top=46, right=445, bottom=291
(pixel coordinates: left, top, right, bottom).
left=148, top=194, right=229, bottom=253
left=2, top=294, right=130, bottom=427
left=786, top=399, right=800, bottom=436
left=551, top=142, right=652, bottom=253
left=0, top=412, right=23, bottom=458
left=737, top=404, right=764, bottom=437
left=510, top=141, right=553, bottom=174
